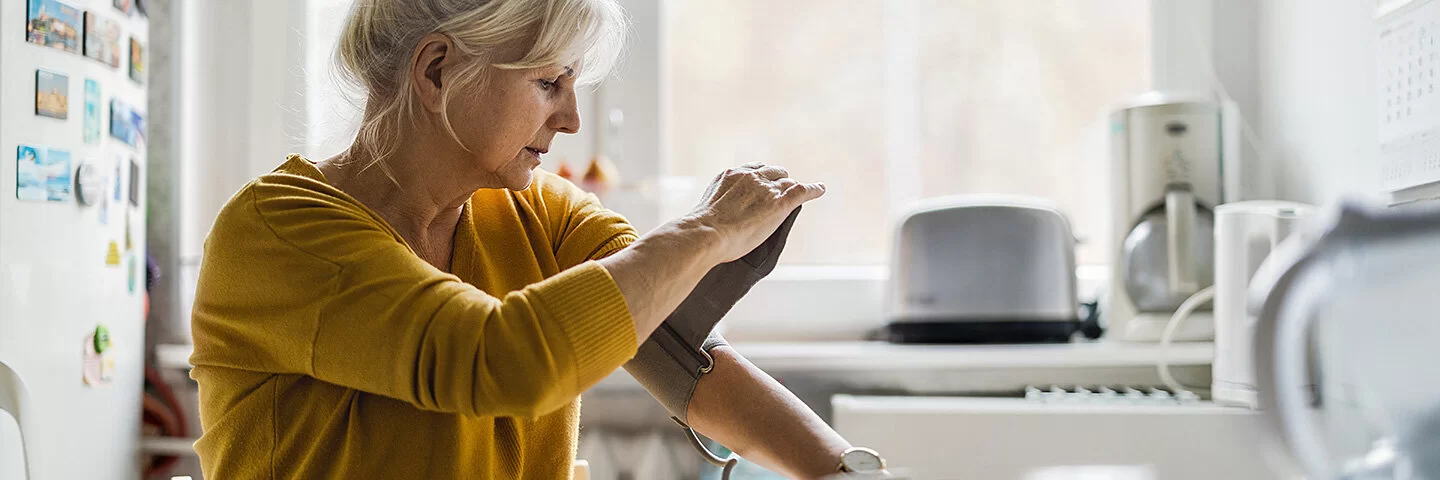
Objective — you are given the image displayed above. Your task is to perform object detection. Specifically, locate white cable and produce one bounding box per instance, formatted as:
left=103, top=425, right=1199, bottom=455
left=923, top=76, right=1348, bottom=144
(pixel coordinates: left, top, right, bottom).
left=673, top=416, right=738, bottom=480
left=1158, top=286, right=1216, bottom=393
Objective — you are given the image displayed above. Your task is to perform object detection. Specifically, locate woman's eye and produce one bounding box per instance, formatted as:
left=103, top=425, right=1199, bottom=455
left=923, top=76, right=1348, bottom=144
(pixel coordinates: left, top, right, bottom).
left=538, top=78, right=558, bottom=90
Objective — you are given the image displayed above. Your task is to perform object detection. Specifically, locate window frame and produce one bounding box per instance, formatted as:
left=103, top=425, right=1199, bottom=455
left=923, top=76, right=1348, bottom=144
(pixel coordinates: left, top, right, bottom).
left=601, top=0, right=1221, bottom=340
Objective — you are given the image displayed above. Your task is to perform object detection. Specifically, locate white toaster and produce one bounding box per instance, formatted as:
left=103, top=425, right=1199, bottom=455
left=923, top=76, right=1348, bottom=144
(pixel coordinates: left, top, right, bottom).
left=885, top=195, right=1080, bottom=343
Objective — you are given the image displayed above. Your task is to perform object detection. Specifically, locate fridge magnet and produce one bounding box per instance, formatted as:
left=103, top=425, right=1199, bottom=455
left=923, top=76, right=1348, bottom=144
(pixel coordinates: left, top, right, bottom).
left=113, top=0, right=132, bottom=15
left=16, top=145, right=72, bottom=202
left=81, top=325, right=114, bottom=387
left=83, top=79, right=101, bottom=143
left=126, top=253, right=137, bottom=294
left=75, top=160, right=102, bottom=205
left=130, top=109, right=146, bottom=145
left=94, top=324, right=112, bottom=354
left=128, top=37, right=144, bottom=84
left=112, top=155, right=123, bottom=201
left=99, top=193, right=110, bottom=225
left=103, top=353, right=116, bottom=382
left=128, top=158, right=140, bottom=207
left=105, top=240, right=120, bottom=266
left=82, top=12, right=121, bottom=68
left=109, top=99, right=139, bottom=147
left=124, top=216, right=132, bottom=251
left=26, top=0, right=81, bottom=54
left=34, top=69, right=69, bottom=120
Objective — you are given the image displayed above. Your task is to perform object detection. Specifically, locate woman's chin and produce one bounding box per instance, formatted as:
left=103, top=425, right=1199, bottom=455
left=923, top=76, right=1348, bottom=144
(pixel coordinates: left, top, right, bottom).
left=504, top=169, right=535, bottom=191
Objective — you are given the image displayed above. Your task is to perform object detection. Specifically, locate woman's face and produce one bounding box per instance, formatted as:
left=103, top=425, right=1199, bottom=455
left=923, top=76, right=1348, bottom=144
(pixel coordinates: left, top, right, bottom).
left=442, top=63, right=581, bottom=191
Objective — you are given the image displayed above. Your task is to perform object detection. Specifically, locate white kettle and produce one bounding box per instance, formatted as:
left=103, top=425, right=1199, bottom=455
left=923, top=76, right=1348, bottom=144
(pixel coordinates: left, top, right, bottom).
left=1252, top=201, right=1440, bottom=479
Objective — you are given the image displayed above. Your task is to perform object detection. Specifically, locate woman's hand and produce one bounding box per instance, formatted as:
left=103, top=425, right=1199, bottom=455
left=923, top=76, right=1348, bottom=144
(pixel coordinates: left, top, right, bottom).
left=598, top=162, right=825, bottom=343
left=689, top=162, right=826, bottom=264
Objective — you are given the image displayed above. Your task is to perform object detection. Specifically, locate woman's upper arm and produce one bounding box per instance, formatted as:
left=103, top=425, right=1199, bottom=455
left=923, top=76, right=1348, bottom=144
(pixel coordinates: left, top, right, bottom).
left=311, top=240, right=635, bottom=417
left=191, top=178, right=639, bottom=418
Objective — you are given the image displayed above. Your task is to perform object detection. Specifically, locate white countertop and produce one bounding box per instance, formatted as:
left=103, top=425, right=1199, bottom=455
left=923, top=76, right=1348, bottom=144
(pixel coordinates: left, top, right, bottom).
left=721, top=340, right=1213, bottom=372
left=154, top=340, right=1214, bottom=372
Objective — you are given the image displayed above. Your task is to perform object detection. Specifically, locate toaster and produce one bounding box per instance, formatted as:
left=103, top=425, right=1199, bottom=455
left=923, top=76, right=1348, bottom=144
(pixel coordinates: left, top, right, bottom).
left=885, top=195, right=1080, bottom=344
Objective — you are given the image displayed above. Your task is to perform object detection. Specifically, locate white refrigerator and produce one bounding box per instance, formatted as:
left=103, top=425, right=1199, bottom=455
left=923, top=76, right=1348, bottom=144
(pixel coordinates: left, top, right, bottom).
left=0, top=0, right=148, bottom=478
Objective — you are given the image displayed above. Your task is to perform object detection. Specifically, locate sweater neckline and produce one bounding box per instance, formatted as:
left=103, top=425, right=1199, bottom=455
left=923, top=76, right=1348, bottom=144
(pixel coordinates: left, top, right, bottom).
left=276, top=154, right=476, bottom=277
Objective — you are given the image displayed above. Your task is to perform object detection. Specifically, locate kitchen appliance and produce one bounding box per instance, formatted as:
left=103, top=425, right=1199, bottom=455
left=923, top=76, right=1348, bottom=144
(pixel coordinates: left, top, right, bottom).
left=1253, top=201, right=1440, bottom=480
left=1209, top=201, right=1313, bottom=407
left=0, top=1, right=150, bottom=478
left=1153, top=201, right=1316, bottom=397
left=885, top=195, right=1079, bottom=344
left=1105, top=92, right=1237, bottom=342
left=833, top=393, right=1276, bottom=480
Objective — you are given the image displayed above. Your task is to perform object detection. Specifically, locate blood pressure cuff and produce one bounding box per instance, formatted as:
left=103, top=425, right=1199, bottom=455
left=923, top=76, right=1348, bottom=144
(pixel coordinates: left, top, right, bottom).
left=622, top=207, right=801, bottom=423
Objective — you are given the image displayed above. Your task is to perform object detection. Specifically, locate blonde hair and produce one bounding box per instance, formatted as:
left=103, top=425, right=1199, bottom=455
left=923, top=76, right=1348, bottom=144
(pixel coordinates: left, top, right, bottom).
left=334, top=0, right=627, bottom=178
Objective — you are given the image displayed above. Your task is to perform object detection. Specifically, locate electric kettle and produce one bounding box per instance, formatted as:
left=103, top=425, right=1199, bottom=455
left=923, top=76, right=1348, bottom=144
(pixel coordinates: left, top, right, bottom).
left=1252, top=201, right=1440, bottom=479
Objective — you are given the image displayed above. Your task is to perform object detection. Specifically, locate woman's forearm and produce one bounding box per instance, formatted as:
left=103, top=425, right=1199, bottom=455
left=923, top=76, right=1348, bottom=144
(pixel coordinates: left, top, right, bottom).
left=686, top=346, right=852, bottom=479
left=599, top=217, right=725, bottom=343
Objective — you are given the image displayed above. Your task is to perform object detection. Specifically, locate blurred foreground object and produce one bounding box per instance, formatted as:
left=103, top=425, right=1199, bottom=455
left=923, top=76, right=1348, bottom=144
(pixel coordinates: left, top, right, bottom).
left=1253, top=201, right=1440, bottom=479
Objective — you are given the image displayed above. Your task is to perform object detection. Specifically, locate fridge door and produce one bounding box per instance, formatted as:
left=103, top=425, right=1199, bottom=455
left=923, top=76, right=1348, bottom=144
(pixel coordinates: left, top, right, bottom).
left=0, top=0, right=149, bottom=478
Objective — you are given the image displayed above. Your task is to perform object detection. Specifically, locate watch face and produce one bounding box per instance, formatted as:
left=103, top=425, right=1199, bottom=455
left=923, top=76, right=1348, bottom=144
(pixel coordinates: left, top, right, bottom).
left=842, top=448, right=885, bottom=473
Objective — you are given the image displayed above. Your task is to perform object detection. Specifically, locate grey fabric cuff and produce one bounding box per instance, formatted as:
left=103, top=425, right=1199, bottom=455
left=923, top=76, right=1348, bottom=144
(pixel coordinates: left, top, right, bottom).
left=622, top=207, right=801, bottom=423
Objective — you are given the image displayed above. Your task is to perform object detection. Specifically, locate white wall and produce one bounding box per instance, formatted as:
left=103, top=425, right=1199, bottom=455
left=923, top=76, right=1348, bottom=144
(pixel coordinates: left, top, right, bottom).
left=1249, top=0, right=1388, bottom=206
left=1179, top=0, right=1434, bottom=207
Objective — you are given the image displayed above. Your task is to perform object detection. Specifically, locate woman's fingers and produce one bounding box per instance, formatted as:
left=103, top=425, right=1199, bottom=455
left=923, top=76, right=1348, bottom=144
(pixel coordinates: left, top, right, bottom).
left=782, top=182, right=826, bottom=205
left=705, top=162, right=822, bottom=207
left=755, top=165, right=789, bottom=181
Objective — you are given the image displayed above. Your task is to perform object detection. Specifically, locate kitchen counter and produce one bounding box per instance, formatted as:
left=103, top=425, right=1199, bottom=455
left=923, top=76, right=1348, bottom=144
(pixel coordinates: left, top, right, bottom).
left=159, top=340, right=1213, bottom=397
left=155, top=340, right=1216, bottom=432
left=587, top=340, right=1214, bottom=394
left=716, top=340, right=1212, bottom=371
left=157, top=340, right=1213, bottom=380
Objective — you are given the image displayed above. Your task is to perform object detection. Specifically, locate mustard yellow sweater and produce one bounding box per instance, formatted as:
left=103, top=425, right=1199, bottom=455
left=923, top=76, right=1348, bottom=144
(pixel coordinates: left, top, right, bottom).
left=190, top=155, right=640, bottom=479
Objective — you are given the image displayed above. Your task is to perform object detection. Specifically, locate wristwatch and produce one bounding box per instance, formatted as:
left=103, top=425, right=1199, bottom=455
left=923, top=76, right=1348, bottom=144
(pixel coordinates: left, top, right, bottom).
left=837, top=446, right=886, bottom=474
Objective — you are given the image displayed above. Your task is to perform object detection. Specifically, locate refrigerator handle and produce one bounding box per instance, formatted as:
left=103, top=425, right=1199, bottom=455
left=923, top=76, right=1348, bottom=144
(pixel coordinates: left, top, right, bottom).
left=0, top=360, right=31, bottom=480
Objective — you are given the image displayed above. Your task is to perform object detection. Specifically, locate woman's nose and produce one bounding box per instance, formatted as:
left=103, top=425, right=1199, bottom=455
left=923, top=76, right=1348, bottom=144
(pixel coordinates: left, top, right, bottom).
left=550, top=89, right=581, bottom=134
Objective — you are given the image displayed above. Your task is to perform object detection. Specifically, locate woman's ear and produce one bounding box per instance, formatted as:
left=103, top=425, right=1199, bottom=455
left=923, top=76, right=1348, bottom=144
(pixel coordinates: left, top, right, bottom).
left=410, top=33, right=453, bottom=113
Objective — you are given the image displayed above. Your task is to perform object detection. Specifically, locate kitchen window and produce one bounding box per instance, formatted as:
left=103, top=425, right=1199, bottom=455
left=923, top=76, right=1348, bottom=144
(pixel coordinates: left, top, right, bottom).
left=662, top=0, right=1151, bottom=266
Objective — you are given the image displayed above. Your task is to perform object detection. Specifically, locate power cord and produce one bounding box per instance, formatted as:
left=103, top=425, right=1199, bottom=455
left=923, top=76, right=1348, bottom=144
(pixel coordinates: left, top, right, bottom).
left=1157, top=286, right=1216, bottom=394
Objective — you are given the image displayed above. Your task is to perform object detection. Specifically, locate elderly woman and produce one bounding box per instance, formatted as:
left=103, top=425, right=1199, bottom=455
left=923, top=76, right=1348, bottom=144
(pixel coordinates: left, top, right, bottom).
left=189, top=0, right=886, bottom=478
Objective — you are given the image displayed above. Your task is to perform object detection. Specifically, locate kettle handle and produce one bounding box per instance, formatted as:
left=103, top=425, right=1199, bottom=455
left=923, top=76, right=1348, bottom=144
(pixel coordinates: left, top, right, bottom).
left=1253, top=201, right=1440, bottom=479
left=1252, top=227, right=1380, bottom=479
left=0, top=359, right=32, bottom=479
left=1165, top=184, right=1200, bottom=295
left=1254, top=253, right=1334, bottom=478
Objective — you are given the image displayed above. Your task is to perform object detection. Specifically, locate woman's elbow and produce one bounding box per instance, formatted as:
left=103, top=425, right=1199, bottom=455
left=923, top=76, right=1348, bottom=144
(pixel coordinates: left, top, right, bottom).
left=471, top=370, right=577, bottom=418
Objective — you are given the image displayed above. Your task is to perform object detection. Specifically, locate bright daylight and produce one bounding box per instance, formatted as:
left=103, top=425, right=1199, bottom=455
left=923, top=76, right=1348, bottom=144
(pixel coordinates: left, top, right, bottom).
left=0, top=0, right=1435, bottom=479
